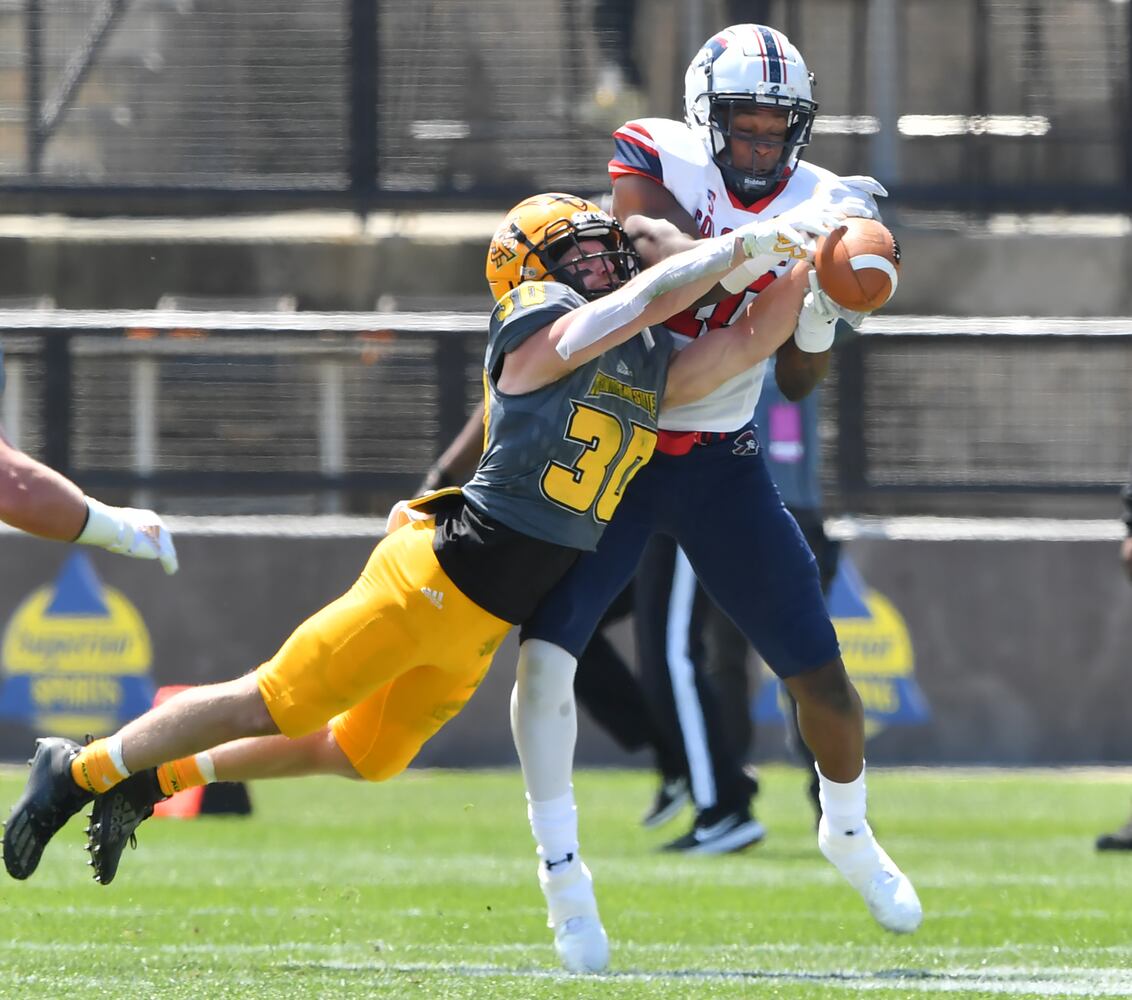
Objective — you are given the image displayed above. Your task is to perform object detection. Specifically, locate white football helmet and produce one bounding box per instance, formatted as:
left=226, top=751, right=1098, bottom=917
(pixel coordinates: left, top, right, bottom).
left=684, top=24, right=818, bottom=201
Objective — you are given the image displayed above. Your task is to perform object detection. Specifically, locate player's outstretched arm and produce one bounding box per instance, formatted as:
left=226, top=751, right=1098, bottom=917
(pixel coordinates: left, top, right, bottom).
left=499, top=217, right=829, bottom=396
left=662, top=263, right=812, bottom=411
left=773, top=176, right=891, bottom=400
left=612, top=174, right=700, bottom=248
left=614, top=174, right=840, bottom=304
left=0, top=432, right=88, bottom=540
left=613, top=177, right=734, bottom=309
left=497, top=234, right=740, bottom=395
left=0, top=432, right=178, bottom=573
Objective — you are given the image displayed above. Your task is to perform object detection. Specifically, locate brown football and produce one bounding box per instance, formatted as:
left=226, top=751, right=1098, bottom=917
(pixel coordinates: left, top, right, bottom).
left=814, top=217, right=902, bottom=312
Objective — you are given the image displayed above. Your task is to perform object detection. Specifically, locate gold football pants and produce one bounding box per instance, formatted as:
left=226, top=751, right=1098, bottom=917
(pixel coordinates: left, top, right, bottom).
left=256, top=519, right=511, bottom=781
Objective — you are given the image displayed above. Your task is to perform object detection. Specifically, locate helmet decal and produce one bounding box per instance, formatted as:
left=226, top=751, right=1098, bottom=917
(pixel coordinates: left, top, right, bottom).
left=756, top=25, right=785, bottom=84
left=486, top=193, right=640, bottom=304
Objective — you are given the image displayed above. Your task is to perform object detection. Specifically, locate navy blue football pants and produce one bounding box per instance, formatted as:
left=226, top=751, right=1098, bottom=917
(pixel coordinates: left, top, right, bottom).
left=522, top=422, right=839, bottom=675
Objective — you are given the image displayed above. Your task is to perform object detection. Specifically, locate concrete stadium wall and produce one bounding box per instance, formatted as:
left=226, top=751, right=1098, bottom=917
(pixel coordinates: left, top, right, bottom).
left=1, top=529, right=1129, bottom=767
left=1, top=214, right=1131, bottom=314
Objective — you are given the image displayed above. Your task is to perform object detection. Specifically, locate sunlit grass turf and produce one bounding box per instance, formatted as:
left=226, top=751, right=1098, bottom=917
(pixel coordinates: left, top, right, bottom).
left=2, top=765, right=1132, bottom=999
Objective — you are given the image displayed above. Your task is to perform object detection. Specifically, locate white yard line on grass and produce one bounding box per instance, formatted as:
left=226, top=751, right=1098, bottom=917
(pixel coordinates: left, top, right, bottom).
left=6, top=943, right=1132, bottom=996
left=289, top=961, right=1132, bottom=996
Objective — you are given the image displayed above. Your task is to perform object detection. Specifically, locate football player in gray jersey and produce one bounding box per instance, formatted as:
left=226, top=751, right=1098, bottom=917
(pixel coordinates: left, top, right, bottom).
left=0, top=344, right=177, bottom=571
left=4, top=193, right=830, bottom=905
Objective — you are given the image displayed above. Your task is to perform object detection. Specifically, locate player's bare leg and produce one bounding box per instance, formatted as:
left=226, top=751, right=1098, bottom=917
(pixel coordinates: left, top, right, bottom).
left=114, top=672, right=280, bottom=776
left=3, top=673, right=277, bottom=884
left=86, top=725, right=358, bottom=885
left=786, top=660, right=922, bottom=933
left=208, top=728, right=359, bottom=781
left=511, top=639, right=609, bottom=974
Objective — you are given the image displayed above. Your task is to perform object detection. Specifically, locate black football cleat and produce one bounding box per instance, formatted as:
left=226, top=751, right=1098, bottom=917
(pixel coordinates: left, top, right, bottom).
left=87, top=769, right=166, bottom=885
left=3, top=737, right=94, bottom=880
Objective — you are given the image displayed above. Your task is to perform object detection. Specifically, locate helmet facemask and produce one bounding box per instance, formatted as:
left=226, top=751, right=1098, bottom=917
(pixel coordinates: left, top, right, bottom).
left=533, top=218, right=640, bottom=302
left=707, top=94, right=817, bottom=201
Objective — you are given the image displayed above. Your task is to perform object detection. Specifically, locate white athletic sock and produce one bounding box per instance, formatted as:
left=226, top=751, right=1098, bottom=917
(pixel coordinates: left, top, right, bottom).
left=106, top=734, right=131, bottom=781
left=195, top=751, right=217, bottom=785
left=528, top=789, right=580, bottom=869
left=816, top=762, right=868, bottom=838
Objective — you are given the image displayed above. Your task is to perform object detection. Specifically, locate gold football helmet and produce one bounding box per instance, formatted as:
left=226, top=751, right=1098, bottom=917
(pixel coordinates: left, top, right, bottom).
left=485, top=192, right=639, bottom=304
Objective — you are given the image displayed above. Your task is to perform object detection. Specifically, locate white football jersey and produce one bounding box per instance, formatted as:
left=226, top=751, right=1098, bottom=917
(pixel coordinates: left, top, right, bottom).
left=610, top=116, right=851, bottom=433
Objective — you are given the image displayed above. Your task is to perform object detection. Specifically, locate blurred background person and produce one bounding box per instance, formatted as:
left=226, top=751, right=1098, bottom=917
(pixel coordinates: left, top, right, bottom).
left=1095, top=450, right=1132, bottom=851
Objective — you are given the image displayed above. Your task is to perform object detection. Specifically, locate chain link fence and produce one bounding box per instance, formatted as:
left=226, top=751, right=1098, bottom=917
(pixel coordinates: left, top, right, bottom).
left=0, top=0, right=1127, bottom=211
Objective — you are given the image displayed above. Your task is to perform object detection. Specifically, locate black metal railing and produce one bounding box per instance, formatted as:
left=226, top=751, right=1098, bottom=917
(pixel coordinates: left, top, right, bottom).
left=2, top=312, right=1129, bottom=518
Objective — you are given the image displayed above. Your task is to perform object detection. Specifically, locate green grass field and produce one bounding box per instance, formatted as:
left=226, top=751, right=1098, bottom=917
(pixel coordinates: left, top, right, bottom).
left=2, top=765, right=1131, bottom=999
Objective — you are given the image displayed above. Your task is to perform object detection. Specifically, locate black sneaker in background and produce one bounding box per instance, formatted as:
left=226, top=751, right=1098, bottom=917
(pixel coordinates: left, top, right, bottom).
left=640, top=776, right=690, bottom=829
left=662, top=807, right=766, bottom=855
left=1096, top=815, right=1132, bottom=852
left=87, top=768, right=167, bottom=885
left=3, top=737, right=94, bottom=880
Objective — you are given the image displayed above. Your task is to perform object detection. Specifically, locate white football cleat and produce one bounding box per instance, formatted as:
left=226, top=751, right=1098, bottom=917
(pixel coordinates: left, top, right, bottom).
left=538, top=856, right=610, bottom=973
left=818, top=817, right=923, bottom=934
left=553, top=915, right=609, bottom=974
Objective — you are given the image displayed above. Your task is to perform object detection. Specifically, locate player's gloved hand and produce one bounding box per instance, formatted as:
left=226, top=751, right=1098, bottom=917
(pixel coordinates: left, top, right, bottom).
left=823, top=175, right=889, bottom=221
left=76, top=497, right=179, bottom=574
left=732, top=211, right=839, bottom=262
left=794, top=270, right=867, bottom=353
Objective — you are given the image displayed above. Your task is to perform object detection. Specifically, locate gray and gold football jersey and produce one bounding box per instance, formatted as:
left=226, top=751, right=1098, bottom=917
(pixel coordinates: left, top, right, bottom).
left=462, top=281, right=673, bottom=551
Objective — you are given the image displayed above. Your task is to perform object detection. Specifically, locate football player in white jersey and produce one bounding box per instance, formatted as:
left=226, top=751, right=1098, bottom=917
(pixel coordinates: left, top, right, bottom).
left=515, top=23, right=921, bottom=973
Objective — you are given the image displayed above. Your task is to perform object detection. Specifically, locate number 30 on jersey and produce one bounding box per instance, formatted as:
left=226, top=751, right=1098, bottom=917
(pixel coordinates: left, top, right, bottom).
left=495, top=282, right=546, bottom=322
left=541, top=401, right=657, bottom=522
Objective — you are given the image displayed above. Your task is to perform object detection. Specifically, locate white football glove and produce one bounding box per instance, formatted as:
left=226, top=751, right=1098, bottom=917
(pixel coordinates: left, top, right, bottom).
left=732, top=210, right=839, bottom=262
left=821, top=175, right=889, bottom=221
left=794, top=270, right=867, bottom=353
left=76, top=497, right=179, bottom=574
